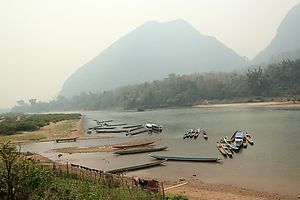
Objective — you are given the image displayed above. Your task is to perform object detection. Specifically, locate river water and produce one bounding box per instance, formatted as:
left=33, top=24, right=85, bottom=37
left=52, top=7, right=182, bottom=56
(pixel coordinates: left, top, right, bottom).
left=21, top=107, right=300, bottom=195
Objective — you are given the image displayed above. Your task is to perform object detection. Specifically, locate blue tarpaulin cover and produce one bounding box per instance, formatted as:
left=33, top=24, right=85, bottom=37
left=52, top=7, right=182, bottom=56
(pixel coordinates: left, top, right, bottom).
left=235, top=131, right=245, bottom=139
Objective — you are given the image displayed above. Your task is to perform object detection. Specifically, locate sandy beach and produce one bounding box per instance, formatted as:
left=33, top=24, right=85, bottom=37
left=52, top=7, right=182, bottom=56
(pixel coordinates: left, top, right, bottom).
left=163, top=179, right=296, bottom=200
left=194, top=101, right=300, bottom=109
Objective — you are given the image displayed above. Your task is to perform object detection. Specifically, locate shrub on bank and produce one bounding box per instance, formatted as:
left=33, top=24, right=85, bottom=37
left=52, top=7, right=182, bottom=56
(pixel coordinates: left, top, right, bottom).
left=0, top=113, right=81, bottom=135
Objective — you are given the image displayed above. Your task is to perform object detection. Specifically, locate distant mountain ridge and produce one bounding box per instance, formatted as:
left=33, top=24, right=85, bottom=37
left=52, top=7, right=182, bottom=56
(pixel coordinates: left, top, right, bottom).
left=253, top=3, right=300, bottom=64
left=60, top=19, right=246, bottom=97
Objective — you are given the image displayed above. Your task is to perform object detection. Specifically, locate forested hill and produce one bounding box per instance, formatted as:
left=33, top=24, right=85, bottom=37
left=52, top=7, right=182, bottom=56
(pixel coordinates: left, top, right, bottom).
left=59, top=19, right=246, bottom=97
left=253, top=3, right=300, bottom=64
left=12, top=59, right=300, bottom=112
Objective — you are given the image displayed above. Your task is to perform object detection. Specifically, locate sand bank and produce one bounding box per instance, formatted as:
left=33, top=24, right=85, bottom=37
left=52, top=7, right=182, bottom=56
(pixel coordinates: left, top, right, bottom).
left=163, top=179, right=296, bottom=200
left=194, top=101, right=300, bottom=109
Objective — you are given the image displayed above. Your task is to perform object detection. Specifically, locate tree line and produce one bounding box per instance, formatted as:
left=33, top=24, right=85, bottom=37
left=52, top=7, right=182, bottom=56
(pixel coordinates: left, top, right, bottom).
left=12, top=59, right=300, bottom=112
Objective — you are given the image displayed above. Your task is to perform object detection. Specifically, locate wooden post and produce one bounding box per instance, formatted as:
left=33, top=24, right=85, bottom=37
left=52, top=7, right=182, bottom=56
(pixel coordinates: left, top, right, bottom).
left=66, top=161, right=69, bottom=176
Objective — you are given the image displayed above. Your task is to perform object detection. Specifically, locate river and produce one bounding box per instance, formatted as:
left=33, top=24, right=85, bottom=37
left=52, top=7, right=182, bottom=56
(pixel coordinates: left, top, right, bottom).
left=21, top=107, right=300, bottom=195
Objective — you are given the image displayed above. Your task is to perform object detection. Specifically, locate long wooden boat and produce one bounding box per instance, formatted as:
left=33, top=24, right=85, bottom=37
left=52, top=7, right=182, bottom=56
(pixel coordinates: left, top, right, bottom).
left=105, top=160, right=166, bottom=174
left=243, top=138, right=248, bottom=148
left=93, top=127, right=116, bottom=130
left=245, top=132, right=254, bottom=145
left=55, top=137, right=78, bottom=143
left=221, top=143, right=233, bottom=156
left=223, top=137, right=239, bottom=150
left=112, top=140, right=155, bottom=149
left=122, top=124, right=143, bottom=129
left=114, top=147, right=167, bottom=155
left=202, top=131, right=208, bottom=140
left=126, top=128, right=148, bottom=136
left=193, top=129, right=200, bottom=139
left=216, top=142, right=227, bottom=156
left=127, top=126, right=144, bottom=133
left=95, top=129, right=128, bottom=133
left=96, top=119, right=113, bottom=125
left=105, top=123, right=127, bottom=127
left=150, top=155, right=221, bottom=162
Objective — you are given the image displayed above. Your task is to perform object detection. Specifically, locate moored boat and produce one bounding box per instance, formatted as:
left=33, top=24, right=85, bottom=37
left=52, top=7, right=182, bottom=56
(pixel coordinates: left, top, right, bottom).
left=122, top=124, right=143, bottom=129
left=202, top=130, right=208, bottom=140
left=193, top=129, right=200, bottom=139
left=126, top=128, right=148, bottom=136
left=183, top=129, right=192, bottom=139
left=145, top=123, right=163, bottom=132
left=95, top=129, right=128, bottom=133
left=245, top=132, right=254, bottom=145
left=114, top=147, right=167, bottom=155
left=243, top=138, right=248, bottom=148
left=150, top=154, right=221, bottom=162
left=221, top=143, right=233, bottom=156
left=105, top=160, right=166, bottom=174
left=223, top=136, right=239, bottom=150
left=234, top=131, right=245, bottom=147
left=216, top=142, right=227, bottom=156
left=113, top=140, right=155, bottom=149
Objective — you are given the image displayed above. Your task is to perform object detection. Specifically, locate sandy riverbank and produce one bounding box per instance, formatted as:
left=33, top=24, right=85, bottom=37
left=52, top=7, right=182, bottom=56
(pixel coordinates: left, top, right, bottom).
left=194, top=101, right=300, bottom=109
left=163, top=179, right=296, bottom=200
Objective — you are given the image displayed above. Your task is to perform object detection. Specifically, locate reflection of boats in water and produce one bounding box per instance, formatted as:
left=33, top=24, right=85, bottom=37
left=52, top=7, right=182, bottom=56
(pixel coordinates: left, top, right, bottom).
left=150, top=154, right=221, bottom=162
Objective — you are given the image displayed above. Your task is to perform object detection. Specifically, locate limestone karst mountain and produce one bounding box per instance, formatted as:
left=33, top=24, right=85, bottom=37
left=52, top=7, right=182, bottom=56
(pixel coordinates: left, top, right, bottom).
left=253, top=3, right=300, bottom=64
left=60, top=19, right=246, bottom=97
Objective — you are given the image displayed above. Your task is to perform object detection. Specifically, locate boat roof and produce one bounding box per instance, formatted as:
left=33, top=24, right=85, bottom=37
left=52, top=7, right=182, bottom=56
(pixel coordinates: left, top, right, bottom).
left=235, top=131, right=245, bottom=138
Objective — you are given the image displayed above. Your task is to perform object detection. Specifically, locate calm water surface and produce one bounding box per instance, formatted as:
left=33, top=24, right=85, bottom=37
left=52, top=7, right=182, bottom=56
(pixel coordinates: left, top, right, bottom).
left=21, top=107, right=300, bottom=195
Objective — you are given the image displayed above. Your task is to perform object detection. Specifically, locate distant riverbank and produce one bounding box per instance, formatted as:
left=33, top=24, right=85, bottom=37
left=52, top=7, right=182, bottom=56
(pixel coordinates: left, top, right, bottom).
left=194, top=101, right=300, bottom=109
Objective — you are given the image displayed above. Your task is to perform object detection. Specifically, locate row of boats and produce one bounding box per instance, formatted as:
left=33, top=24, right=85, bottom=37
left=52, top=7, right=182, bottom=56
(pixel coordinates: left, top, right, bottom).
left=88, top=120, right=163, bottom=136
left=183, top=128, right=208, bottom=140
left=216, top=131, right=254, bottom=156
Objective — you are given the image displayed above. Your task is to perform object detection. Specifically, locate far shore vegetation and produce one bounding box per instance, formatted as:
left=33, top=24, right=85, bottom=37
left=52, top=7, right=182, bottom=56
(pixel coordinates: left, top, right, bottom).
left=12, top=59, right=300, bottom=112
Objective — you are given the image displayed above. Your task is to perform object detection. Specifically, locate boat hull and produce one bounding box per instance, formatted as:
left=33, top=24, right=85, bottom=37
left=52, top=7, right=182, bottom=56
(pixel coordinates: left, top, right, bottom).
left=105, top=160, right=166, bottom=173
left=114, top=147, right=167, bottom=155
left=150, top=155, right=220, bottom=162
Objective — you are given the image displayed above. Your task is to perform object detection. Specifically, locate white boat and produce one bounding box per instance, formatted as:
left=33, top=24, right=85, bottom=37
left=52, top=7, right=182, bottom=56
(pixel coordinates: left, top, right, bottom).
left=145, top=123, right=162, bottom=132
left=234, top=131, right=245, bottom=148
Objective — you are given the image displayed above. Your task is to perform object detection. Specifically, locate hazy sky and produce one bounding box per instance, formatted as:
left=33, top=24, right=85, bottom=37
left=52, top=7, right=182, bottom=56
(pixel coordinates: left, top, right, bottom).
left=1, top=0, right=300, bottom=109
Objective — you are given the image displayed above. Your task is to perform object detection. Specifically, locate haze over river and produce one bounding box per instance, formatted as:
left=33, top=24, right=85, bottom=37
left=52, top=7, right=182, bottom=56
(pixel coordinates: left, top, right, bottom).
left=22, top=107, right=300, bottom=195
